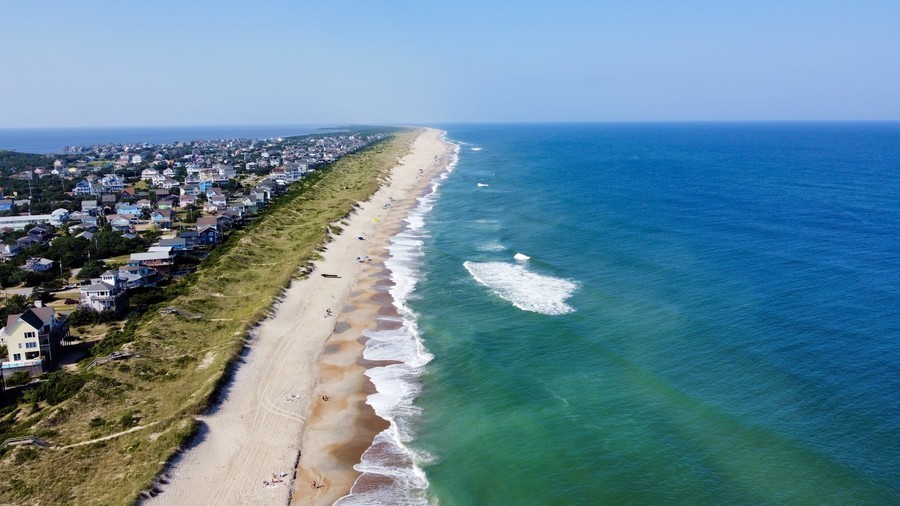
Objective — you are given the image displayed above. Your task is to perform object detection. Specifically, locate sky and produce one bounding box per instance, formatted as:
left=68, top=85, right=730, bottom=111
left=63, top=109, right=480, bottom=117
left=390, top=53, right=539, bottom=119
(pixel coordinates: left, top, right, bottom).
left=0, top=0, right=898, bottom=127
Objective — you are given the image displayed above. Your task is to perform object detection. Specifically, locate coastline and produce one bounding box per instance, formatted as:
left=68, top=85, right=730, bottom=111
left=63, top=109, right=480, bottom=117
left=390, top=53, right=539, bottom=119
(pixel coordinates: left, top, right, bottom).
left=292, top=130, right=454, bottom=504
left=145, top=128, right=452, bottom=505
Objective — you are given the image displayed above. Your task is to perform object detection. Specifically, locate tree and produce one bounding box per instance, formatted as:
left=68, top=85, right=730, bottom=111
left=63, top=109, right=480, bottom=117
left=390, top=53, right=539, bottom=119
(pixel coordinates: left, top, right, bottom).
left=47, top=236, right=90, bottom=269
left=78, top=260, right=107, bottom=279
left=4, top=294, right=29, bottom=314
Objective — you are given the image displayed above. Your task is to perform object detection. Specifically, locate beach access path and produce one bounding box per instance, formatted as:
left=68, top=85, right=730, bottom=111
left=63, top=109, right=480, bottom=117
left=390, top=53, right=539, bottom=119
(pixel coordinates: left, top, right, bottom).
left=145, top=128, right=451, bottom=505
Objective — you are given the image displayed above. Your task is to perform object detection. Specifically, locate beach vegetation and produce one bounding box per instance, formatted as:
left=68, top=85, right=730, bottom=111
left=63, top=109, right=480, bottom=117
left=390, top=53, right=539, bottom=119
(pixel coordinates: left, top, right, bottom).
left=0, top=128, right=416, bottom=504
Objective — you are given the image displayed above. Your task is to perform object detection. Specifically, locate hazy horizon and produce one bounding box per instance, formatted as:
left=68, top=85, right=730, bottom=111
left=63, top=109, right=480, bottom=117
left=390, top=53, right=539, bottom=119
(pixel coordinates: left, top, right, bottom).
left=2, top=1, right=898, bottom=128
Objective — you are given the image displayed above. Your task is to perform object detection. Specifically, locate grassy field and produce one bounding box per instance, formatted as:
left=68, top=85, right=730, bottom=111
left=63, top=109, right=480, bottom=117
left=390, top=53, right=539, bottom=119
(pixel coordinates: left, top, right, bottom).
left=0, top=129, right=417, bottom=505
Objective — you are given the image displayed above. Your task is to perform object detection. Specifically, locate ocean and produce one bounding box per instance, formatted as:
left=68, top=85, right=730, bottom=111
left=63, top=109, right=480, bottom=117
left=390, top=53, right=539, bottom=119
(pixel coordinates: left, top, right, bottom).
left=0, top=124, right=335, bottom=153
left=346, top=123, right=900, bottom=504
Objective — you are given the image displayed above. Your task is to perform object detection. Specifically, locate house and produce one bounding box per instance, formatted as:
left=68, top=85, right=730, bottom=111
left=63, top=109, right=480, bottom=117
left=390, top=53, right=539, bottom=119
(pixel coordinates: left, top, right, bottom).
left=81, top=200, right=100, bottom=215
left=179, top=230, right=199, bottom=249
left=116, top=270, right=145, bottom=289
left=14, top=236, right=39, bottom=251
left=158, top=237, right=189, bottom=251
left=100, top=174, right=126, bottom=193
left=49, top=208, right=70, bottom=226
left=150, top=209, right=173, bottom=230
left=251, top=188, right=270, bottom=205
left=21, top=257, right=53, bottom=273
left=129, top=249, right=174, bottom=269
left=179, top=194, right=197, bottom=208
left=155, top=176, right=180, bottom=190
left=101, top=193, right=118, bottom=205
left=141, top=168, right=159, bottom=181
left=196, top=216, right=221, bottom=230
left=73, top=178, right=97, bottom=196
left=115, top=202, right=143, bottom=216
left=269, top=168, right=286, bottom=184
left=0, top=242, right=21, bottom=261
left=118, top=263, right=158, bottom=287
left=181, top=183, right=200, bottom=197
left=197, top=225, right=220, bottom=245
left=79, top=271, right=128, bottom=315
left=157, top=197, right=176, bottom=210
left=221, top=208, right=243, bottom=226
left=27, top=226, right=50, bottom=244
left=208, top=193, right=227, bottom=209
left=107, top=214, right=135, bottom=233
left=70, top=211, right=99, bottom=228
left=0, top=306, right=68, bottom=376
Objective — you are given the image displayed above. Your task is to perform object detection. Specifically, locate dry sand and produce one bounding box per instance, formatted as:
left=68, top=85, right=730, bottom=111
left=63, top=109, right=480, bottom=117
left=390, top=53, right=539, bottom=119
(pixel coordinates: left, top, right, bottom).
left=145, top=128, right=453, bottom=505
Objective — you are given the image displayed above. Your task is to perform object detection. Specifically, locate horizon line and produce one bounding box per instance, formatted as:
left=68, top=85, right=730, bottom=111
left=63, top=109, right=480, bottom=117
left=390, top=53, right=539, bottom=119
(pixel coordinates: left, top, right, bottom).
left=2, top=119, right=900, bottom=131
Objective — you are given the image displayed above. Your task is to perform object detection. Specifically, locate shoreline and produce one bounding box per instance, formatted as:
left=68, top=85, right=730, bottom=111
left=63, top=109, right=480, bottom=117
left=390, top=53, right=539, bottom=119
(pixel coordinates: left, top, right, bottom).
left=144, top=128, right=452, bottom=505
left=292, top=130, right=455, bottom=504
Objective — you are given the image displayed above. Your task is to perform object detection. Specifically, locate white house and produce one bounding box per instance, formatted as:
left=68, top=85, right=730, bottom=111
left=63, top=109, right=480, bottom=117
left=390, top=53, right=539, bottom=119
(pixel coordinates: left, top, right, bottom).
left=79, top=271, right=128, bottom=314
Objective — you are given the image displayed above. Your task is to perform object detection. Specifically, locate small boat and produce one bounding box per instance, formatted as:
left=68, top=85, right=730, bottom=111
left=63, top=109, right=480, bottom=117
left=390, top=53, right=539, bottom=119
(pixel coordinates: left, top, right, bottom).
left=477, top=182, right=489, bottom=187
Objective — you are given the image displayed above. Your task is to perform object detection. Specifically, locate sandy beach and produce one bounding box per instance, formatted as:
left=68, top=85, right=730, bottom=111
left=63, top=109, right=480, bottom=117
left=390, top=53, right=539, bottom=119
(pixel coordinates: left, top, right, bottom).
left=145, top=128, right=452, bottom=505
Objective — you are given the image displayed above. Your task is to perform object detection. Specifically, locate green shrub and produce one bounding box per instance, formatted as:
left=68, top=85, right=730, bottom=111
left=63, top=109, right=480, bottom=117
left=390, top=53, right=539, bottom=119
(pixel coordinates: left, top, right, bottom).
left=23, top=371, right=85, bottom=406
left=119, top=412, right=139, bottom=429
left=14, top=447, right=39, bottom=464
left=5, top=371, right=31, bottom=387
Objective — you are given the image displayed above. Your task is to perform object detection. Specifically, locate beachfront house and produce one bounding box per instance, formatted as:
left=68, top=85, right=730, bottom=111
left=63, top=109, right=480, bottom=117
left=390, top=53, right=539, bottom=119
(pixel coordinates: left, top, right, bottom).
left=129, top=248, right=175, bottom=270
left=79, top=271, right=128, bottom=315
left=0, top=306, right=68, bottom=377
left=158, top=237, right=189, bottom=252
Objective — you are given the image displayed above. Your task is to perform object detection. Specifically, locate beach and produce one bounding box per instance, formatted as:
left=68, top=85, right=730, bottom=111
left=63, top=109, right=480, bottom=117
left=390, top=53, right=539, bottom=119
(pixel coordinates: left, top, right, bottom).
left=145, top=128, right=453, bottom=505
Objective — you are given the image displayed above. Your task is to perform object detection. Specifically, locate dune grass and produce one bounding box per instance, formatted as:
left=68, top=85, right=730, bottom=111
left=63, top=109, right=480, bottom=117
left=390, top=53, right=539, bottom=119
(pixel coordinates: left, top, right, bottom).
left=0, top=129, right=418, bottom=505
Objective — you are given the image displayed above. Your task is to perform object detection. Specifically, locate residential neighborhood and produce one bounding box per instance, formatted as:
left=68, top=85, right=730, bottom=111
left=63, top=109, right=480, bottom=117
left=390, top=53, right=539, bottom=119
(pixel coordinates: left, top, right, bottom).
left=0, top=130, right=387, bottom=380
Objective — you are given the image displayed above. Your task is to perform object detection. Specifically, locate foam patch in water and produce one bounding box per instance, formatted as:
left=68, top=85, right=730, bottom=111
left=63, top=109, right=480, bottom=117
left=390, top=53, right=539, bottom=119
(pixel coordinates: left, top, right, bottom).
left=464, top=261, right=578, bottom=315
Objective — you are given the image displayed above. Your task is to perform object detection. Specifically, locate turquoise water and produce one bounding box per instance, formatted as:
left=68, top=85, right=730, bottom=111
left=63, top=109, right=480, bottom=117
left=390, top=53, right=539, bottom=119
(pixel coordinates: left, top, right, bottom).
left=353, top=123, right=900, bottom=505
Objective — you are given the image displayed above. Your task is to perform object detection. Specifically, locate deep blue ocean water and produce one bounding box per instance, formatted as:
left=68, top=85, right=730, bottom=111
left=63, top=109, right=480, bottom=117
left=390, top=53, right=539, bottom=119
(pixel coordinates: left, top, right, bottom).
left=345, top=123, right=900, bottom=505
left=0, top=124, right=333, bottom=153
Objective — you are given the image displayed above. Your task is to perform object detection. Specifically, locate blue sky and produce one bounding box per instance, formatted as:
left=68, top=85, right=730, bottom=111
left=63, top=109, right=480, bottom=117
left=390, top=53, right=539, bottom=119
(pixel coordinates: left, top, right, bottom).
left=1, top=0, right=897, bottom=127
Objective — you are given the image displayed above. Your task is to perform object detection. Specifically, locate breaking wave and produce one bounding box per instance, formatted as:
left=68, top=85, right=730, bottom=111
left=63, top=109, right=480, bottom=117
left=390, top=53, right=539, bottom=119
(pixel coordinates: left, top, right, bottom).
left=463, top=261, right=578, bottom=315
left=335, top=138, right=459, bottom=505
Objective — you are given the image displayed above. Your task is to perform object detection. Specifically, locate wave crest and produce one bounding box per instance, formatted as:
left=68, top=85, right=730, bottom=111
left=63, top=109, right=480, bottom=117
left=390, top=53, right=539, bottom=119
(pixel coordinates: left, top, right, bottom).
left=464, top=261, right=577, bottom=315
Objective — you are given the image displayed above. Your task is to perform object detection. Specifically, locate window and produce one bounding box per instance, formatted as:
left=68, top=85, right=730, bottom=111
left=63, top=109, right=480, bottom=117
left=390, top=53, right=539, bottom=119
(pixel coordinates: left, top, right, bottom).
left=25, top=342, right=37, bottom=349
left=13, top=353, right=21, bottom=361
left=24, top=331, right=36, bottom=338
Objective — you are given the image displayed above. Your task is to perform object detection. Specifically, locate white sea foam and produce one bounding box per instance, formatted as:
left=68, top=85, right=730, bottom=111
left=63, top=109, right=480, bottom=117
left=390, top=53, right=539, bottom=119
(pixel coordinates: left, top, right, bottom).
left=477, top=242, right=506, bottom=252
left=464, top=261, right=578, bottom=315
left=514, top=252, right=530, bottom=261
left=336, top=136, right=458, bottom=505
